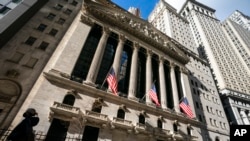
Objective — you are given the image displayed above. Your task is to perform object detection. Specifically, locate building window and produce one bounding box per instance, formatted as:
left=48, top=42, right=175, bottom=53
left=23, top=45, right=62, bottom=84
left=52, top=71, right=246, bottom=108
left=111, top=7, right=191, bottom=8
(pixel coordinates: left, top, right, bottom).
left=12, top=0, right=22, bottom=3
left=46, top=13, right=56, bottom=20
left=71, top=0, right=78, bottom=6
left=173, top=123, right=178, bottom=132
left=139, top=114, right=145, bottom=124
left=8, top=52, right=24, bottom=63
left=57, top=18, right=65, bottom=25
left=49, top=28, right=58, bottom=36
left=0, top=5, right=11, bottom=14
left=215, top=136, right=220, bottom=141
left=157, top=119, right=162, bottom=129
left=198, top=115, right=202, bottom=122
left=195, top=101, right=199, bottom=109
left=38, top=41, right=49, bottom=50
left=117, top=109, right=125, bottom=119
left=91, top=102, right=102, bottom=113
left=187, top=126, right=192, bottom=135
left=24, top=57, right=38, bottom=68
left=54, top=4, right=63, bottom=10
left=25, top=36, right=37, bottom=46
left=37, top=23, right=47, bottom=32
left=62, top=94, right=75, bottom=106
left=64, top=8, right=72, bottom=15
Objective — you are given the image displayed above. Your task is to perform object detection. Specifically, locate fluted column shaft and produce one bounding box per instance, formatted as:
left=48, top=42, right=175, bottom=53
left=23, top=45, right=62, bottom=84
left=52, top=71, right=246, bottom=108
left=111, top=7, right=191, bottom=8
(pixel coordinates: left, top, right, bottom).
left=180, top=68, right=186, bottom=97
left=85, top=27, right=110, bottom=84
left=170, top=63, right=180, bottom=112
left=146, top=50, right=153, bottom=104
left=159, top=57, right=167, bottom=109
left=128, top=43, right=139, bottom=99
left=112, top=35, right=126, bottom=79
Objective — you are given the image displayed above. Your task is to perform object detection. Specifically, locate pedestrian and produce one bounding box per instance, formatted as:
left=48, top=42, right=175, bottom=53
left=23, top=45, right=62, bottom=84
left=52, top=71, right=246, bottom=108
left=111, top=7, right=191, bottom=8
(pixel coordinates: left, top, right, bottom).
left=7, top=108, right=39, bottom=141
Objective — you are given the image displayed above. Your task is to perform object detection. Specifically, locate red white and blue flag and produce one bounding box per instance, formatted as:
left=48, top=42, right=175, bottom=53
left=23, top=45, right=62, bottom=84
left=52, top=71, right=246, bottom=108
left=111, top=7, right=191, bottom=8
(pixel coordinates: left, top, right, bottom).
left=107, top=67, right=118, bottom=96
left=180, top=97, right=194, bottom=118
left=148, top=84, right=160, bottom=106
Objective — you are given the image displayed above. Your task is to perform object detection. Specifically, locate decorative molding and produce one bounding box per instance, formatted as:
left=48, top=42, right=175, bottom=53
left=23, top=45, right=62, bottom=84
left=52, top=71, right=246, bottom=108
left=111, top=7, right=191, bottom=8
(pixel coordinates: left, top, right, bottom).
left=80, top=14, right=94, bottom=26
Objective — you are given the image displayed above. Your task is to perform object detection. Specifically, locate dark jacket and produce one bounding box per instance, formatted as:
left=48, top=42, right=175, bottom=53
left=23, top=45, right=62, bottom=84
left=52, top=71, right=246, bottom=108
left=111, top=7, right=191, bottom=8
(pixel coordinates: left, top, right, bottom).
left=7, top=117, right=39, bottom=141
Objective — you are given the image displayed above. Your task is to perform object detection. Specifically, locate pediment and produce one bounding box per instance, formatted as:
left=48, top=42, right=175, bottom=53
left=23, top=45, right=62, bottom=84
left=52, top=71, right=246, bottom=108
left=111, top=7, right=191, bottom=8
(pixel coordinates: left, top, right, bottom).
left=81, top=0, right=189, bottom=64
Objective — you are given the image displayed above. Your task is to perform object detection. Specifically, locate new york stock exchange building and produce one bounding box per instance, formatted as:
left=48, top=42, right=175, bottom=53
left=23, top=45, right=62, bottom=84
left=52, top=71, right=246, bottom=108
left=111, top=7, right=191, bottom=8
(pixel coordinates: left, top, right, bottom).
left=3, top=0, right=230, bottom=141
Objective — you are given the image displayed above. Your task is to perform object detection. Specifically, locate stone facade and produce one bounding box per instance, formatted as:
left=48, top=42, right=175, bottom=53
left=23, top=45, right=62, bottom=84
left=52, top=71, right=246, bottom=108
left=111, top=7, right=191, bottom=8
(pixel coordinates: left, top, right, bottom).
left=5, top=0, right=230, bottom=141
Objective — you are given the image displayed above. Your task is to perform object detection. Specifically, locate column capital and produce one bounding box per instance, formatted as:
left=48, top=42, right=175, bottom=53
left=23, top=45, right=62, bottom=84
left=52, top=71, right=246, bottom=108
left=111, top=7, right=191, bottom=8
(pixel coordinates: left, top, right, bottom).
left=132, top=42, right=140, bottom=50
left=147, top=49, right=153, bottom=56
left=159, top=56, right=165, bottom=62
left=180, top=67, right=189, bottom=74
left=119, top=34, right=126, bottom=42
left=169, top=62, right=176, bottom=68
left=103, top=26, right=111, bottom=35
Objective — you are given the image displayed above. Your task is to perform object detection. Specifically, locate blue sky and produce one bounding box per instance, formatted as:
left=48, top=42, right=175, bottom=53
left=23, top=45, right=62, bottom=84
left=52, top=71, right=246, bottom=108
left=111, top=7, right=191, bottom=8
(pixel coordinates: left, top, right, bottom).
left=111, top=0, right=250, bottom=21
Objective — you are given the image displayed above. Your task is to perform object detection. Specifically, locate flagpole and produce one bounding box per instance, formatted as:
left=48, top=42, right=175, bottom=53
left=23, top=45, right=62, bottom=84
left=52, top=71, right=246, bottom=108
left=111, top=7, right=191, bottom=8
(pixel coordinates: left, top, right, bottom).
left=140, top=80, right=156, bottom=102
left=179, top=96, right=185, bottom=103
left=101, top=65, right=113, bottom=89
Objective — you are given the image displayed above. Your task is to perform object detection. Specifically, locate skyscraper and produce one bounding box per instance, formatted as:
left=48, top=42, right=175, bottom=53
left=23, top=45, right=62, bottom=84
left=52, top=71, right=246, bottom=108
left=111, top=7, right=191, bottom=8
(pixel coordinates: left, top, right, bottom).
left=0, top=0, right=48, bottom=48
left=228, top=10, right=250, bottom=31
left=179, top=0, right=250, bottom=125
left=222, top=19, right=250, bottom=70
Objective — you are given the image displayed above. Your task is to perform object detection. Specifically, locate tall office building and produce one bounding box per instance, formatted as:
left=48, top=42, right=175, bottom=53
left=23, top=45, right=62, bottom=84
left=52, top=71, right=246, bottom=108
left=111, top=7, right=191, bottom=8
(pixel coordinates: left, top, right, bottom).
left=2, top=0, right=230, bottom=140
left=220, top=17, right=250, bottom=125
left=228, top=10, right=250, bottom=31
left=0, top=0, right=82, bottom=129
left=0, top=0, right=48, bottom=48
left=179, top=0, right=250, bottom=125
left=222, top=19, right=250, bottom=70
left=149, top=0, right=229, bottom=140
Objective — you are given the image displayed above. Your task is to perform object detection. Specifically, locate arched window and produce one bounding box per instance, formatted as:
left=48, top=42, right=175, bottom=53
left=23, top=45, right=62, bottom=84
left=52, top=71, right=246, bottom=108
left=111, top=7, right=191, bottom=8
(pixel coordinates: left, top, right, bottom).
left=117, top=109, right=125, bottom=119
left=62, top=94, right=75, bottom=106
left=215, top=137, right=220, bottom=141
left=139, top=114, right=145, bottom=124
left=157, top=119, right=162, bottom=128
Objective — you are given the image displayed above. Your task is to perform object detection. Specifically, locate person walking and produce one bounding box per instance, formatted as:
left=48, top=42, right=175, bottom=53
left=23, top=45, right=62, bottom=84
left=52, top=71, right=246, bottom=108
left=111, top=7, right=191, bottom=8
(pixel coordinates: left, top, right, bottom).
left=7, top=108, right=39, bottom=141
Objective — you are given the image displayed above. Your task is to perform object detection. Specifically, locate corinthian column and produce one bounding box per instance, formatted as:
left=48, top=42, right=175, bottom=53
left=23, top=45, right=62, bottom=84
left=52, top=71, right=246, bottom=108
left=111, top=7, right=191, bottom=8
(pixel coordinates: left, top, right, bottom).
left=146, top=50, right=153, bottom=105
left=128, top=42, right=139, bottom=99
left=112, top=34, right=126, bottom=79
left=85, top=27, right=110, bottom=85
left=159, top=57, right=167, bottom=109
left=170, top=62, right=180, bottom=112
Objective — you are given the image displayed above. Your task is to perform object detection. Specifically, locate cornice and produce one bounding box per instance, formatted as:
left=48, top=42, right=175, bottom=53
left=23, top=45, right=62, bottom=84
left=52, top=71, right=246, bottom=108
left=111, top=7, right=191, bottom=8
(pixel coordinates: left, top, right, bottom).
left=81, top=0, right=189, bottom=64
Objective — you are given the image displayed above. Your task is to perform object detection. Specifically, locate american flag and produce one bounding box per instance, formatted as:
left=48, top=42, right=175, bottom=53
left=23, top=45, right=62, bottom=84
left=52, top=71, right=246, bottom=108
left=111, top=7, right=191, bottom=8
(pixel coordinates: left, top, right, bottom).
left=107, top=67, right=118, bottom=96
left=148, top=84, right=160, bottom=106
left=179, top=97, right=194, bottom=118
